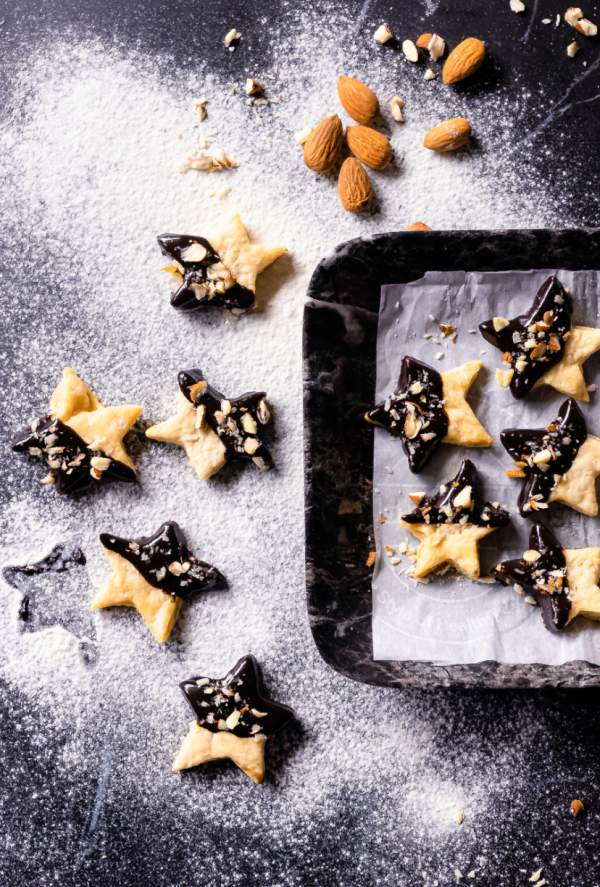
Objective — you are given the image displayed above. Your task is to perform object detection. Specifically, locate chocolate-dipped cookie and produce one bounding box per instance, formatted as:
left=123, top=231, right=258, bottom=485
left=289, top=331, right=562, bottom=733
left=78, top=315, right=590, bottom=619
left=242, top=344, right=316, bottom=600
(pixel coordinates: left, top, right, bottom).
left=494, top=523, right=600, bottom=632
left=158, top=213, right=286, bottom=315
left=399, top=459, right=509, bottom=580
left=364, top=356, right=492, bottom=472
left=91, top=521, right=225, bottom=643
left=480, top=275, right=600, bottom=401
left=501, top=398, right=600, bottom=517
left=172, top=655, right=294, bottom=784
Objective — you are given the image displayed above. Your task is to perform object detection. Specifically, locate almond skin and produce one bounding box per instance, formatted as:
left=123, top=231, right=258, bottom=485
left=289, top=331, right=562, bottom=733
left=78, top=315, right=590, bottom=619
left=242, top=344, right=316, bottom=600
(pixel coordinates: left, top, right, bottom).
left=346, top=125, right=393, bottom=170
left=338, top=157, right=373, bottom=212
left=303, top=115, right=343, bottom=172
left=423, top=117, right=471, bottom=152
left=416, top=32, right=433, bottom=48
left=408, top=222, right=432, bottom=231
left=442, top=37, right=486, bottom=84
left=337, top=75, right=379, bottom=125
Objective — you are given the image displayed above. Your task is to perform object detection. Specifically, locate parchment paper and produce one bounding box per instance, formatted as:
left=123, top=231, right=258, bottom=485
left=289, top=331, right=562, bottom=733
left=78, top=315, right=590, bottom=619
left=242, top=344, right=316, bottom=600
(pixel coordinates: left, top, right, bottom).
left=371, top=269, right=600, bottom=664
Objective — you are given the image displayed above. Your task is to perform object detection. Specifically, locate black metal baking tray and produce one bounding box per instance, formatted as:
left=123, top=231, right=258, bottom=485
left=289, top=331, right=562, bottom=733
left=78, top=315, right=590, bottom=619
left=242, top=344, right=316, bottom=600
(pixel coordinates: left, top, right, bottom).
left=303, top=228, right=600, bottom=688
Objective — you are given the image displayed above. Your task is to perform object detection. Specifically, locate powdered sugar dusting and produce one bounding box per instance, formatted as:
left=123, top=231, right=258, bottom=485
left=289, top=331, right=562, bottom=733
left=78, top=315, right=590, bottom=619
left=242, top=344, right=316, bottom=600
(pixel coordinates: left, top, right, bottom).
left=0, top=7, right=581, bottom=883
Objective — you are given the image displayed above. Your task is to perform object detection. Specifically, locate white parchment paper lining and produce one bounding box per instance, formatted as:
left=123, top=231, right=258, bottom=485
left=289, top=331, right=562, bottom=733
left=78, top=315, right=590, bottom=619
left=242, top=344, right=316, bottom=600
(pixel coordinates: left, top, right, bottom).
left=371, top=269, right=600, bottom=664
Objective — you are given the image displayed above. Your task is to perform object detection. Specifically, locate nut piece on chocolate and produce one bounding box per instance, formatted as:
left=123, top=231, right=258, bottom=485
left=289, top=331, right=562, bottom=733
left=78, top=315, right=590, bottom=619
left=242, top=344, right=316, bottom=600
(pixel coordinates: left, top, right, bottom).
left=364, top=356, right=492, bottom=472
left=12, top=367, right=142, bottom=495
left=91, top=521, right=225, bottom=643
left=158, top=213, right=287, bottom=316
left=146, top=368, right=273, bottom=480
left=400, top=459, right=509, bottom=580
left=480, top=275, right=600, bottom=401
left=173, top=654, right=294, bottom=784
left=494, top=523, right=600, bottom=632
left=500, top=398, right=600, bottom=517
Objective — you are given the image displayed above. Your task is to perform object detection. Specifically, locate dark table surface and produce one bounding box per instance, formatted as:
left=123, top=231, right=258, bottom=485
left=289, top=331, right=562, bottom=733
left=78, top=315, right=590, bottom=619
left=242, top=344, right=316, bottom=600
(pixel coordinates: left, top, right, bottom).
left=2, top=1, right=600, bottom=885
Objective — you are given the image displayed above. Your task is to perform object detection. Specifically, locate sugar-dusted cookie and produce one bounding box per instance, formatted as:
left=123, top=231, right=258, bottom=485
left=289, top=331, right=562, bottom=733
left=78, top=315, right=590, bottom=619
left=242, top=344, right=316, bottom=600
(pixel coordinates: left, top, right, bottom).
left=12, top=368, right=142, bottom=494
left=172, top=655, right=294, bottom=784
left=399, top=459, right=509, bottom=580
left=91, top=521, right=224, bottom=643
left=146, top=369, right=272, bottom=480
left=500, top=398, right=600, bottom=517
left=158, top=213, right=287, bottom=315
left=480, top=275, right=600, bottom=401
left=364, top=356, right=492, bottom=472
left=494, top=523, right=600, bottom=631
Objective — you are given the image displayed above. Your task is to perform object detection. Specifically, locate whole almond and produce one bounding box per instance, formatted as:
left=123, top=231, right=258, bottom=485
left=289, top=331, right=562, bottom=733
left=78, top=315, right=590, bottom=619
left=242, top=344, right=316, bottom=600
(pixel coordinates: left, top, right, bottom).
left=423, top=117, right=471, bottom=152
left=303, top=114, right=343, bottom=172
left=337, top=75, right=379, bottom=125
left=346, top=125, right=393, bottom=170
left=338, top=157, right=373, bottom=212
left=442, top=37, right=486, bottom=84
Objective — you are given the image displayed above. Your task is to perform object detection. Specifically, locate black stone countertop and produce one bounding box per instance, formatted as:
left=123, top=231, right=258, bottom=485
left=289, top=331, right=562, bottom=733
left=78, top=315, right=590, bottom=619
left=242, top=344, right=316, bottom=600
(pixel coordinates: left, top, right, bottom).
left=3, top=1, right=600, bottom=886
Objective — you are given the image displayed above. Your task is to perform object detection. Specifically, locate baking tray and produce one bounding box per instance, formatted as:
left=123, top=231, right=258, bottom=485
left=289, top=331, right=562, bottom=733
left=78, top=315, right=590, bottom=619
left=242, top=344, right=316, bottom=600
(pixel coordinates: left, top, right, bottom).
left=303, top=228, right=600, bottom=688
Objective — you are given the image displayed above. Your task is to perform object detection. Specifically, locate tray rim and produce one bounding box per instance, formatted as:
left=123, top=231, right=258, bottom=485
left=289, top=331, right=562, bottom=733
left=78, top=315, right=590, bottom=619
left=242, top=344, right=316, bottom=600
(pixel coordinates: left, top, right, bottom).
left=303, top=226, right=600, bottom=689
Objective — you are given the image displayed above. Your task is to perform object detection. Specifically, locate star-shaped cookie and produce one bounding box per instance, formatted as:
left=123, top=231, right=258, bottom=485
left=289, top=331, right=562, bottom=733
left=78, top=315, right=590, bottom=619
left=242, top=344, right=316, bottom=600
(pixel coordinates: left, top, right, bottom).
left=480, top=275, right=600, bottom=401
left=494, top=523, right=600, bottom=631
left=399, top=459, right=510, bottom=580
left=158, top=213, right=287, bottom=315
left=500, top=398, right=600, bottom=516
left=146, top=369, right=272, bottom=479
left=364, top=356, right=492, bottom=472
left=172, top=655, right=293, bottom=784
left=12, top=368, right=142, bottom=494
left=91, top=521, right=225, bottom=643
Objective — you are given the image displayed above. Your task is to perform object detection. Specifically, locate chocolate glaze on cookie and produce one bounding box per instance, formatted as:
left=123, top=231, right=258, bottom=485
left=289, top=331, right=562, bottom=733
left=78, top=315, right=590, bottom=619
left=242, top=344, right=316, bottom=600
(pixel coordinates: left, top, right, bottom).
left=178, top=368, right=272, bottom=471
left=13, top=417, right=136, bottom=494
left=180, top=654, right=294, bottom=739
left=100, top=521, right=225, bottom=600
left=494, top=523, right=571, bottom=631
left=364, top=356, right=449, bottom=473
left=479, top=276, right=572, bottom=399
left=401, top=459, right=510, bottom=527
left=158, top=234, right=255, bottom=315
left=500, top=398, right=587, bottom=516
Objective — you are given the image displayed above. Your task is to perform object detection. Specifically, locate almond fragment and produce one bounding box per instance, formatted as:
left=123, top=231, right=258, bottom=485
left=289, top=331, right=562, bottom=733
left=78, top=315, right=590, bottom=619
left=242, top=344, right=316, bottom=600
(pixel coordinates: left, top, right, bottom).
left=442, top=37, right=486, bottom=84
left=416, top=33, right=433, bottom=49
left=402, top=39, right=419, bottom=62
left=567, top=40, right=580, bottom=56
left=570, top=799, right=585, bottom=817
left=390, top=95, right=405, bottom=122
left=303, top=115, right=343, bottom=172
left=366, top=551, right=377, bottom=568
left=427, top=34, right=446, bottom=61
left=423, top=117, right=471, bottom=152
left=374, top=23, right=394, bottom=44
left=576, top=17, right=597, bottom=36
left=338, top=157, right=373, bottom=213
left=224, top=28, right=241, bottom=48
left=244, top=78, right=263, bottom=96
left=565, top=7, right=583, bottom=27
left=408, top=491, right=426, bottom=504
left=510, top=0, right=526, bottom=12
left=424, top=68, right=437, bottom=81
left=346, top=125, right=393, bottom=170
left=506, top=468, right=526, bottom=478
left=337, top=75, right=379, bottom=125
left=409, top=222, right=432, bottom=231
